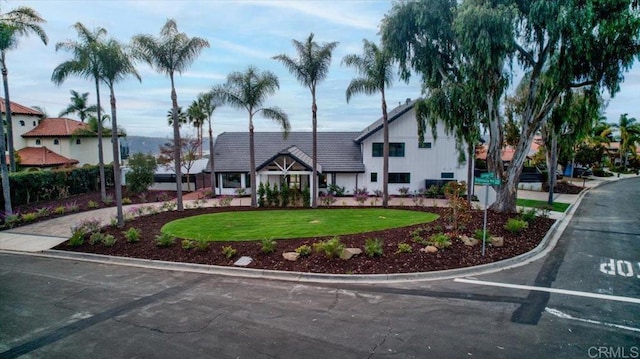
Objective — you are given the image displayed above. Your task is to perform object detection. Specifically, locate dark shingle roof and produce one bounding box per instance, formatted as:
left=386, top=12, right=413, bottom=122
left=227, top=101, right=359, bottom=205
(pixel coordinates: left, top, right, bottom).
left=354, top=98, right=418, bottom=143
left=212, top=132, right=364, bottom=173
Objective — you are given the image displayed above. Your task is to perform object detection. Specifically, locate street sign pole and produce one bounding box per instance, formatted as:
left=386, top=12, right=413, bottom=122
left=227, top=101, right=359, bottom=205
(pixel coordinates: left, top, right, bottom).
left=482, top=187, right=488, bottom=256
left=475, top=172, right=499, bottom=257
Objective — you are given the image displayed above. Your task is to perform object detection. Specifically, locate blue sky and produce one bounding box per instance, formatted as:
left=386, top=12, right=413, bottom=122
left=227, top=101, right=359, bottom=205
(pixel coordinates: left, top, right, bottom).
left=8, top=0, right=640, bottom=139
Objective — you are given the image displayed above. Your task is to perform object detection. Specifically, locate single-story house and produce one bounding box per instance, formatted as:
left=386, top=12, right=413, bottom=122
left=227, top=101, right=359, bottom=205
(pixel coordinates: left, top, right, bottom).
left=209, top=99, right=467, bottom=199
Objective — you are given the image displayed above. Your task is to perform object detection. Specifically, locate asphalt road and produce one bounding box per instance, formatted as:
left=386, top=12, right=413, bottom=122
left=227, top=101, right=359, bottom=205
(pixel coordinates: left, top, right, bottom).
left=1, top=178, right=638, bottom=359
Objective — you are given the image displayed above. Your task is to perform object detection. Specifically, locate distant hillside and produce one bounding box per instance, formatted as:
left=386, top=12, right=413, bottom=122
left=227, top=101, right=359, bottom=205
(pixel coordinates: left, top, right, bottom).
left=123, top=136, right=212, bottom=156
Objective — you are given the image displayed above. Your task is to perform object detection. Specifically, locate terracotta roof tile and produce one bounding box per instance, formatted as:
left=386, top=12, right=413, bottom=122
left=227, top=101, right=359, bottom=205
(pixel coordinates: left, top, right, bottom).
left=0, top=97, right=44, bottom=116
left=22, top=118, right=91, bottom=137
left=17, top=146, right=78, bottom=167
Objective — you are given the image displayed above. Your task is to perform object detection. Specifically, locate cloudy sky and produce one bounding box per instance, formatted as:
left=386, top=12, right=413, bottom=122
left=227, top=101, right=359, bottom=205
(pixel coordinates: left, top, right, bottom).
left=7, top=0, right=640, bottom=139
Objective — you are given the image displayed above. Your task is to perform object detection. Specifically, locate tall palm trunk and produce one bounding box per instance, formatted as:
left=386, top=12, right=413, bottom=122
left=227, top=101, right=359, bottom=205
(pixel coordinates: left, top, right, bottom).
left=311, top=91, right=318, bottom=208
left=109, top=88, right=124, bottom=227
left=249, top=115, right=257, bottom=207
left=208, top=119, right=216, bottom=195
left=170, top=74, right=183, bottom=211
left=95, top=77, right=107, bottom=201
left=381, top=90, right=389, bottom=208
left=0, top=110, right=11, bottom=215
left=2, top=54, right=15, bottom=172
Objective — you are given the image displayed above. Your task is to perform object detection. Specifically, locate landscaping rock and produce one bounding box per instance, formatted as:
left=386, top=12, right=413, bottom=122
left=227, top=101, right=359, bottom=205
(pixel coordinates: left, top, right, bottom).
left=491, top=237, right=504, bottom=247
left=282, top=252, right=300, bottom=261
left=420, top=246, right=438, bottom=253
left=233, top=256, right=253, bottom=266
left=460, top=235, right=479, bottom=246
left=340, top=248, right=362, bottom=260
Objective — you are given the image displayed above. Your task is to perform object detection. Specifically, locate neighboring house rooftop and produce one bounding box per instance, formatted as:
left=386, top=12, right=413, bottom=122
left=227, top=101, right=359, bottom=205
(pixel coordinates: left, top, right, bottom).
left=354, top=98, right=418, bottom=143
left=17, top=146, right=79, bottom=167
left=156, top=158, right=210, bottom=175
left=22, top=118, right=90, bottom=137
left=0, top=97, right=43, bottom=116
left=212, top=132, right=364, bottom=173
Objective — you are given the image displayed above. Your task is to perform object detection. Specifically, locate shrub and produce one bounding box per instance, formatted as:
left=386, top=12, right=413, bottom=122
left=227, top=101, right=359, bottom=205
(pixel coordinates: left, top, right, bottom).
left=353, top=187, right=369, bottom=205
left=20, top=212, right=38, bottom=222
left=3, top=214, right=20, bottom=228
left=473, top=229, right=492, bottom=242
left=154, top=233, right=176, bottom=247
left=67, top=231, right=84, bottom=247
left=123, top=227, right=141, bottom=243
left=126, top=153, right=157, bottom=193
left=398, top=186, right=410, bottom=197
left=302, top=185, right=311, bottom=207
left=410, top=228, right=429, bottom=245
left=260, top=238, right=277, bottom=254
left=396, top=242, right=413, bottom=254
left=54, top=206, right=65, bottom=215
left=102, top=235, right=117, bottom=247
left=103, top=195, right=114, bottom=205
left=182, top=239, right=196, bottom=249
left=194, top=240, right=209, bottom=251
left=443, top=181, right=471, bottom=237
left=65, top=201, right=80, bottom=213
left=429, top=233, right=451, bottom=249
left=221, top=245, right=237, bottom=259
left=87, top=200, right=100, bottom=209
left=89, top=232, right=105, bottom=245
left=319, top=193, right=336, bottom=206
left=218, top=195, right=233, bottom=207
left=504, top=218, right=528, bottom=233
left=71, top=218, right=102, bottom=236
left=519, top=208, right=537, bottom=224
left=122, top=197, right=132, bottom=205
left=36, top=207, right=51, bottom=217
left=327, top=184, right=346, bottom=196
left=364, top=238, right=384, bottom=257
left=313, top=237, right=345, bottom=259
left=295, top=244, right=312, bottom=257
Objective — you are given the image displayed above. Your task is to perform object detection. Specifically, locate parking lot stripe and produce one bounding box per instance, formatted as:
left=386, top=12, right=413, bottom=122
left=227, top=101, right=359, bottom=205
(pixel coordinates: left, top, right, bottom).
left=545, top=308, right=640, bottom=333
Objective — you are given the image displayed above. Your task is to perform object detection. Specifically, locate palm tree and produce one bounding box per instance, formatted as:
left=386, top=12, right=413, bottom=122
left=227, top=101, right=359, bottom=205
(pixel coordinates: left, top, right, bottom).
left=52, top=22, right=109, bottom=202
left=273, top=33, right=338, bottom=208
left=198, top=92, right=219, bottom=195
left=0, top=6, right=48, bottom=173
left=59, top=90, right=98, bottom=122
left=343, top=39, right=395, bottom=207
left=212, top=66, right=290, bottom=207
left=99, top=38, right=140, bottom=227
left=132, top=19, right=209, bottom=211
left=166, top=106, right=188, bottom=127
left=187, top=99, right=206, bottom=157
left=613, top=114, right=640, bottom=168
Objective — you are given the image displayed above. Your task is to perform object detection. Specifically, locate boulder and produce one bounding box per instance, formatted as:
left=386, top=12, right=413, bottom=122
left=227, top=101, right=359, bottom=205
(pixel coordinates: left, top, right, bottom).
left=491, top=237, right=504, bottom=247
left=420, top=245, right=438, bottom=253
left=282, top=252, right=300, bottom=261
left=460, top=235, right=479, bottom=246
left=340, top=248, right=362, bottom=260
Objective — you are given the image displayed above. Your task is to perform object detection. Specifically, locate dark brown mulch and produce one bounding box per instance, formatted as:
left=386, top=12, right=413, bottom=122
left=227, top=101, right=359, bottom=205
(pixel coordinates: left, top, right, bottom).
left=55, top=206, right=555, bottom=275
left=542, top=181, right=585, bottom=194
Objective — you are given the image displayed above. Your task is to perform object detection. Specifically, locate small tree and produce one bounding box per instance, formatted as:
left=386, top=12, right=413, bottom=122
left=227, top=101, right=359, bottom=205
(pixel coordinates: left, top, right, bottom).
left=443, top=181, right=471, bottom=238
left=126, top=153, right=157, bottom=194
left=158, top=136, right=200, bottom=191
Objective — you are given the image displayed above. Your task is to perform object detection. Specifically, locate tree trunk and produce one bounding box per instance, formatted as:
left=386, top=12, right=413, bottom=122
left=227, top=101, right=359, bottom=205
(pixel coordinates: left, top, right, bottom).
left=0, top=110, right=12, bottom=215
left=249, top=114, right=257, bottom=207
left=109, top=86, right=124, bottom=228
left=486, top=93, right=509, bottom=211
left=381, top=90, right=389, bottom=208
left=467, top=141, right=474, bottom=207
left=208, top=118, right=216, bottom=196
left=2, top=55, right=16, bottom=172
left=170, top=74, right=183, bottom=211
left=547, top=131, right=558, bottom=205
left=311, top=91, right=317, bottom=208
left=95, top=77, right=107, bottom=201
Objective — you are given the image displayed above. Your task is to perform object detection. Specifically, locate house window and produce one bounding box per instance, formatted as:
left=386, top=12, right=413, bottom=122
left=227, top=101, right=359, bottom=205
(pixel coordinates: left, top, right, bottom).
left=389, top=172, right=410, bottom=183
left=372, top=142, right=405, bottom=157
left=222, top=173, right=241, bottom=188
left=53, top=138, right=60, bottom=145
left=76, top=139, right=82, bottom=145
left=35, top=139, right=41, bottom=146
left=244, top=173, right=251, bottom=188
left=318, top=173, right=327, bottom=188
left=371, top=172, right=378, bottom=182
left=418, top=142, right=432, bottom=149
left=441, top=172, right=455, bottom=179
left=32, top=121, right=36, bottom=126
left=19, top=120, right=25, bottom=126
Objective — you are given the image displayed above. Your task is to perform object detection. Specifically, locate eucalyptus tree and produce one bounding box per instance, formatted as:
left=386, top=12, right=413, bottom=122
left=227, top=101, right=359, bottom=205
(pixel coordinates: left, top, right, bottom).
left=59, top=90, right=98, bottom=122
left=342, top=39, right=395, bottom=207
left=99, top=38, right=141, bottom=228
left=52, top=22, right=109, bottom=201
left=212, top=66, right=290, bottom=207
left=613, top=114, right=640, bottom=168
left=132, top=19, right=209, bottom=211
left=382, top=0, right=640, bottom=212
left=0, top=6, right=47, bottom=172
left=273, top=33, right=338, bottom=208
left=197, top=92, right=219, bottom=194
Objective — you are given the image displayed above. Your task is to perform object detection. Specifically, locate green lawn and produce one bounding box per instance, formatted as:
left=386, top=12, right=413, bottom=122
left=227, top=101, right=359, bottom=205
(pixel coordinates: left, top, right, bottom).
left=161, top=208, right=439, bottom=241
left=516, top=198, right=570, bottom=212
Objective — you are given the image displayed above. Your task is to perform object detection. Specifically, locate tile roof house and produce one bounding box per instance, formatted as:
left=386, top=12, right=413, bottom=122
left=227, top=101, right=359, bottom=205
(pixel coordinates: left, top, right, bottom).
left=210, top=99, right=467, bottom=199
left=2, top=98, right=121, bottom=170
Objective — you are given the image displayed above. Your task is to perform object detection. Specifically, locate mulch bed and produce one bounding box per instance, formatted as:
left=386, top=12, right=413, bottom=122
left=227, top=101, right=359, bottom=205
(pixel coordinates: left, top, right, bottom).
left=55, top=206, right=555, bottom=275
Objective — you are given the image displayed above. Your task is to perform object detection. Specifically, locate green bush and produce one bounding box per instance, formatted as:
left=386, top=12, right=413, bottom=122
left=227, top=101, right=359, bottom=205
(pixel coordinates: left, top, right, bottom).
left=123, top=227, right=141, bottom=243
left=54, top=206, right=65, bottom=215
left=20, top=212, right=38, bottom=222
left=125, top=153, right=157, bottom=193
left=87, top=200, right=100, bottom=209
left=364, top=238, right=384, bottom=257
left=194, top=240, right=209, bottom=251
left=182, top=239, right=196, bottom=249
left=154, top=233, right=176, bottom=247
left=313, top=237, right=345, bottom=259
left=89, top=232, right=105, bottom=245
left=504, top=218, right=529, bottom=233
left=221, top=245, right=237, bottom=259
left=122, top=197, right=132, bottom=205
left=429, top=233, right=451, bottom=249
left=102, top=234, right=117, bottom=247
left=295, top=244, right=312, bottom=257
left=396, top=242, right=413, bottom=254
left=67, top=231, right=84, bottom=247
left=473, top=229, right=492, bottom=242
left=519, top=208, right=537, bottom=223
left=260, top=238, right=277, bottom=254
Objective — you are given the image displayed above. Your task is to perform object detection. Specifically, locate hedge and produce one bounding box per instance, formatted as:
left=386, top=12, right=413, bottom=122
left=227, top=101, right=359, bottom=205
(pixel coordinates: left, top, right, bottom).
left=0, top=165, right=114, bottom=208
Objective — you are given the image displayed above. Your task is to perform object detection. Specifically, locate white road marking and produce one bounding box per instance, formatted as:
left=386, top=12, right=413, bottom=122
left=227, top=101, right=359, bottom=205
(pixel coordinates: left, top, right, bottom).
left=453, top=278, right=640, bottom=304
left=545, top=308, right=640, bottom=333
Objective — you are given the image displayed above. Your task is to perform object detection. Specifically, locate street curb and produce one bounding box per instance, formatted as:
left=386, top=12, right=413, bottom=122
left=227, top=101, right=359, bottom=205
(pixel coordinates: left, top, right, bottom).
left=2, top=178, right=627, bottom=283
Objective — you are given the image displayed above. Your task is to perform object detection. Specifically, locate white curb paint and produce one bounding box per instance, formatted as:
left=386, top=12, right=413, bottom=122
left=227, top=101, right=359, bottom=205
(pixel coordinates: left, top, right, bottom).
left=545, top=307, right=640, bottom=333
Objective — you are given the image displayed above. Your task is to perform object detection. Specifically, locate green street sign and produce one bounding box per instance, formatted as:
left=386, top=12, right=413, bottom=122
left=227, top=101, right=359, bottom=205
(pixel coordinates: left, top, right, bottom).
left=474, top=177, right=501, bottom=186
left=480, top=172, right=496, bottom=179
